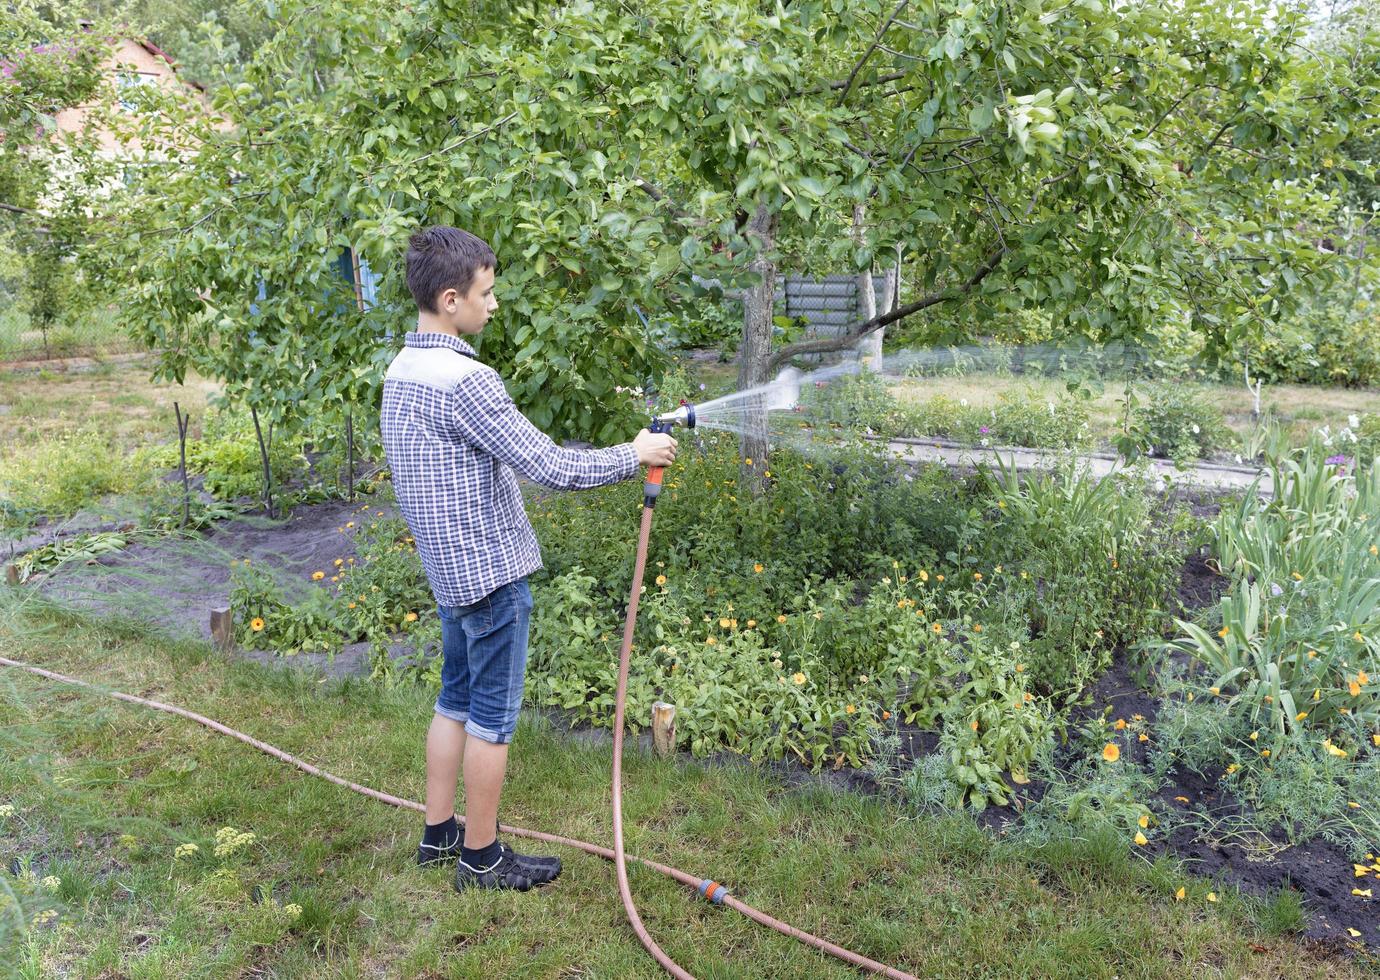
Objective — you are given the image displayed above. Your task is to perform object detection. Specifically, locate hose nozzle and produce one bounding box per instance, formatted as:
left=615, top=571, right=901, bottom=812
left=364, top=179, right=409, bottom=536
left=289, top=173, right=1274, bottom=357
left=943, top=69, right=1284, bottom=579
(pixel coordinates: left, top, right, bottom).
left=652, top=403, right=696, bottom=433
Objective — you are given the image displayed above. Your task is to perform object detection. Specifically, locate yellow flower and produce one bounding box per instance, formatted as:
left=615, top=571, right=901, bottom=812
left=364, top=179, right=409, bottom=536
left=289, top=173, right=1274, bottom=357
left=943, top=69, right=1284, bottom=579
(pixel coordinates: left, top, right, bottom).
left=404, top=612, right=417, bottom=623
left=1371, top=544, right=1379, bottom=556
left=1175, top=887, right=1186, bottom=901
left=994, top=565, right=1002, bottom=574
left=656, top=575, right=667, bottom=586
left=1138, top=733, right=1149, bottom=743
left=706, top=637, right=717, bottom=646
left=936, top=574, right=944, bottom=582
left=1261, top=749, right=1271, bottom=758
left=348, top=602, right=356, bottom=609
left=1357, top=632, right=1367, bottom=643
left=1314, top=688, right=1321, bottom=701
left=1296, top=712, right=1308, bottom=722
left=793, top=672, right=806, bottom=685
left=346, top=522, right=354, bottom=528
left=1349, top=802, right=1361, bottom=809
left=932, top=623, right=943, bottom=634
left=1373, top=734, right=1380, bottom=747
left=1207, top=892, right=1217, bottom=903
left=997, top=500, right=1006, bottom=509
left=919, top=570, right=929, bottom=581
left=250, top=617, right=265, bottom=632
left=1324, top=739, right=1349, bottom=758
left=970, top=720, right=979, bottom=731
left=1351, top=678, right=1363, bottom=697
left=1209, top=687, right=1220, bottom=696
left=1134, top=831, right=1148, bottom=845
left=1361, top=670, right=1371, bottom=685
left=1015, top=664, right=1025, bottom=673
left=1292, top=571, right=1303, bottom=581
left=719, top=618, right=731, bottom=629
left=973, top=572, right=982, bottom=581
left=972, top=624, right=983, bottom=633
left=754, top=563, right=763, bottom=574
left=747, top=619, right=756, bottom=628
left=330, top=575, right=339, bottom=583
left=777, top=614, right=787, bottom=623
left=882, top=710, right=891, bottom=720
left=1249, top=730, right=1258, bottom=741
left=311, top=571, right=325, bottom=581
left=1114, top=718, right=1127, bottom=731
left=1217, top=627, right=1229, bottom=638
left=845, top=704, right=856, bottom=714
left=1353, top=887, right=1372, bottom=897
left=333, top=558, right=344, bottom=567
left=1308, top=649, right=1317, bottom=659
left=813, top=611, right=823, bottom=620
left=1102, top=743, right=1120, bottom=763
left=1225, top=764, right=1238, bottom=774
left=745, top=457, right=752, bottom=466
left=1138, top=814, right=1149, bottom=829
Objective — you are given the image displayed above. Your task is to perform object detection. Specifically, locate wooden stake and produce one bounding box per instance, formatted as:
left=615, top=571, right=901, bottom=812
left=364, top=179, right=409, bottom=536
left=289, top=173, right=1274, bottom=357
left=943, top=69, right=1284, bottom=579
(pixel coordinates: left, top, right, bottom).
left=651, top=701, right=677, bottom=758
left=4, top=564, right=19, bottom=587
left=210, top=607, right=235, bottom=652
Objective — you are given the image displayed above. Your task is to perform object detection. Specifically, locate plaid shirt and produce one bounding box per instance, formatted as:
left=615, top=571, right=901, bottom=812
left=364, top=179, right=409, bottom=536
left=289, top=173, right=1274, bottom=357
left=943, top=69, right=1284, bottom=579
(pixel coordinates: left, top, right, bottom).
left=380, top=331, right=639, bottom=607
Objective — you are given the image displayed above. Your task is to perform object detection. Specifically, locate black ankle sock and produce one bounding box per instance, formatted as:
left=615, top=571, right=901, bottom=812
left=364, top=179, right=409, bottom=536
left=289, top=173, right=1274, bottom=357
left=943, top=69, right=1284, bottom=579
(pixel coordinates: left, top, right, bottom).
left=422, top=816, right=459, bottom=850
left=460, top=838, right=501, bottom=869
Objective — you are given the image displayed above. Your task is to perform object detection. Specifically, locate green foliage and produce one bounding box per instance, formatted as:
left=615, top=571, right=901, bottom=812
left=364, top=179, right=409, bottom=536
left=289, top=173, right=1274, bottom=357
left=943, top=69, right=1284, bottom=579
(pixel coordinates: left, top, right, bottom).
left=979, top=459, right=1188, bottom=698
left=105, top=0, right=1380, bottom=470
left=0, top=426, right=146, bottom=521
left=1118, top=384, right=1228, bottom=464
left=1247, top=298, right=1380, bottom=388
left=136, top=407, right=308, bottom=502
left=1154, top=443, right=1380, bottom=848
left=12, top=531, right=129, bottom=583
left=647, top=301, right=742, bottom=353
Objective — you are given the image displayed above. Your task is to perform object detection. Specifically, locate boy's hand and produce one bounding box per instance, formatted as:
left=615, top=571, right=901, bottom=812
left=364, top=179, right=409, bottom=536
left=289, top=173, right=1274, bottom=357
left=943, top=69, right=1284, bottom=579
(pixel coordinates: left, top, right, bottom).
left=633, top=429, right=678, bottom=467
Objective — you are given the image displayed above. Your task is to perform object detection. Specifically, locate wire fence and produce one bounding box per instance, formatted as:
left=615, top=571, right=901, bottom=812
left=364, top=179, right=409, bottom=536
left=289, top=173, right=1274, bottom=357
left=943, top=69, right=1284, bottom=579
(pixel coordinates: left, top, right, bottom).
left=0, top=311, right=145, bottom=364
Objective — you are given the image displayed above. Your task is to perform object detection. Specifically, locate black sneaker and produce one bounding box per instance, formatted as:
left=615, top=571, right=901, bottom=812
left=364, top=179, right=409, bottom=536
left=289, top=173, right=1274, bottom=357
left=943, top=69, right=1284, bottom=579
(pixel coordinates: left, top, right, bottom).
left=454, top=843, right=554, bottom=893
left=416, top=822, right=561, bottom=882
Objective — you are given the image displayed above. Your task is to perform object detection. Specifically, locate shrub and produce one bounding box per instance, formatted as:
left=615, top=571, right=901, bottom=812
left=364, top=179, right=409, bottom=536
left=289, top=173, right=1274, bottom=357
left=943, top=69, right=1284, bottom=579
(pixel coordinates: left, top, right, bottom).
left=0, top=425, right=146, bottom=520
left=1119, top=384, right=1227, bottom=463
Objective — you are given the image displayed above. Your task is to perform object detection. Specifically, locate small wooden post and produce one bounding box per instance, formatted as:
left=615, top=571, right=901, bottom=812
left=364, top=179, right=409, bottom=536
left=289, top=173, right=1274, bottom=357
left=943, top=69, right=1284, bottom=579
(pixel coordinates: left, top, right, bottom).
left=4, top=564, right=19, bottom=587
left=210, top=607, right=235, bottom=652
left=651, top=701, right=677, bottom=758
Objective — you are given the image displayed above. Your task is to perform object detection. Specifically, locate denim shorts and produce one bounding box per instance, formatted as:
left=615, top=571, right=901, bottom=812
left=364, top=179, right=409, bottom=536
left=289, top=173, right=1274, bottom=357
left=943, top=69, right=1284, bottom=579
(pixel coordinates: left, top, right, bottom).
left=433, top=577, right=533, bottom=744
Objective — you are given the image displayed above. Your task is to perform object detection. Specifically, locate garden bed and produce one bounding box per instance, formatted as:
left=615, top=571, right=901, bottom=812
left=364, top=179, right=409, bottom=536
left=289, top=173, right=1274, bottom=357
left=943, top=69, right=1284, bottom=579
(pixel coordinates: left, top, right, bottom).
left=14, top=473, right=1380, bottom=955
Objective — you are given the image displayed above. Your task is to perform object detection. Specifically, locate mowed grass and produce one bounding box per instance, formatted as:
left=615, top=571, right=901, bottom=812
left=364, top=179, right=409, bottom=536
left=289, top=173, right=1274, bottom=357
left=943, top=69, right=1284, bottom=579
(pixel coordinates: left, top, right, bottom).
left=0, top=358, right=220, bottom=453
left=0, top=598, right=1368, bottom=979
left=888, top=373, right=1380, bottom=450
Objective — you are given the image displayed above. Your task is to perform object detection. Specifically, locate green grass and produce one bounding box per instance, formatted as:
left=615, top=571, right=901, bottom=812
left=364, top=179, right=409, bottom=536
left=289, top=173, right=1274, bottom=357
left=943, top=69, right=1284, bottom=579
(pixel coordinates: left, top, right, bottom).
left=0, top=596, right=1368, bottom=978
left=886, top=373, right=1380, bottom=455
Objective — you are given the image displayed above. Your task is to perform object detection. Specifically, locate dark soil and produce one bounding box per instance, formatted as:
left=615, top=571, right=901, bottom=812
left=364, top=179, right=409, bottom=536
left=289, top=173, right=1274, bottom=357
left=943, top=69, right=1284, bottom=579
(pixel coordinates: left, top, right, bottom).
left=11, top=488, right=1379, bottom=956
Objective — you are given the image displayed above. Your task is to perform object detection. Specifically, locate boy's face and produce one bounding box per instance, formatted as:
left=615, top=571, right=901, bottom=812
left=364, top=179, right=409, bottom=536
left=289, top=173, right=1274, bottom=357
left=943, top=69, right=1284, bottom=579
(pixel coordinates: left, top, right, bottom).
left=437, top=265, right=497, bottom=336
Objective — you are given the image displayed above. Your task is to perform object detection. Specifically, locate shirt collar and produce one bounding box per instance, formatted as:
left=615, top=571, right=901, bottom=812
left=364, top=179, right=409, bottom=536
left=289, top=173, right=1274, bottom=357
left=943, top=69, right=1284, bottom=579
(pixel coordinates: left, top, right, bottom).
left=405, top=330, right=478, bottom=359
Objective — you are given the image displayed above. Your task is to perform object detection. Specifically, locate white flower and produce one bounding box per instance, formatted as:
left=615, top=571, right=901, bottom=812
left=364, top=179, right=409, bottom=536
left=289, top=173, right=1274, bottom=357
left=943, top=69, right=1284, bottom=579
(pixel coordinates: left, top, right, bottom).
left=1270, top=583, right=1283, bottom=597
left=1349, top=414, right=1360, bottom=429
left=959, top=398, right=969, bottom=407
left=1191, top=424, right=1200, bottom=434
left=1319, top=425, right=1333, bottom=447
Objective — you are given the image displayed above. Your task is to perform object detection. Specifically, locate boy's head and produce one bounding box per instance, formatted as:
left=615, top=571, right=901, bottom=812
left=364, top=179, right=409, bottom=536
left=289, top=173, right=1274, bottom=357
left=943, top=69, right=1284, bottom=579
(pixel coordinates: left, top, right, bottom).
left=405, top=225, right=498, bottom=337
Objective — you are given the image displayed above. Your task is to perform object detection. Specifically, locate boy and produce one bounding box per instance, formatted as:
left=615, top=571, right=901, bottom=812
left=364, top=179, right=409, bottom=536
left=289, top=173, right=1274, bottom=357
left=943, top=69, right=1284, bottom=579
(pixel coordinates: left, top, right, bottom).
left=380, top=226, right=676, bottom=893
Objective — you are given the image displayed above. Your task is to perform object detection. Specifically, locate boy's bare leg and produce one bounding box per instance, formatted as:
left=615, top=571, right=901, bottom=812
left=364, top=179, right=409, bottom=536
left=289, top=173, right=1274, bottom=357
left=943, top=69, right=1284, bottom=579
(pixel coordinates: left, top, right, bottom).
left=461, top=738, right=509, bottom=849
left=425, top=713, right=466, bottom=824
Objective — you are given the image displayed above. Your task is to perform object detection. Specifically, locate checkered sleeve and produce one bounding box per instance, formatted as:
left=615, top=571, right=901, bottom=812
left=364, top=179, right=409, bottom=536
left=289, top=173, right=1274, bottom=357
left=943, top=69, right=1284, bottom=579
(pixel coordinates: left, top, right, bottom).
left=450, top=368, right=640, bottom=489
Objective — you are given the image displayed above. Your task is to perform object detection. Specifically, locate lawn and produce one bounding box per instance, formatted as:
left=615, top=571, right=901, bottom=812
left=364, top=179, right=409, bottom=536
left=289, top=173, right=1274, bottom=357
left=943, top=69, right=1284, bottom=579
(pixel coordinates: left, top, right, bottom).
left=0, top=598, right=1365, bottom=979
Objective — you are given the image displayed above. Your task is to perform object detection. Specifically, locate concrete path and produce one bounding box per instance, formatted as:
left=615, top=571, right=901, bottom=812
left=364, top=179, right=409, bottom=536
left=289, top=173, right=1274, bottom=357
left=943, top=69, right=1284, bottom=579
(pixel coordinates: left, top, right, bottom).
left=874, top=436, right=1271, bottom=496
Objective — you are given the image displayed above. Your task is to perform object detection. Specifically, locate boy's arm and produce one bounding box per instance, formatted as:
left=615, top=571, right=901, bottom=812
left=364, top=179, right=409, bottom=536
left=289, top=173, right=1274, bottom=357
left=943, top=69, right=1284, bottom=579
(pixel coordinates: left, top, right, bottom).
left=450, top=368, right=639, bottom=489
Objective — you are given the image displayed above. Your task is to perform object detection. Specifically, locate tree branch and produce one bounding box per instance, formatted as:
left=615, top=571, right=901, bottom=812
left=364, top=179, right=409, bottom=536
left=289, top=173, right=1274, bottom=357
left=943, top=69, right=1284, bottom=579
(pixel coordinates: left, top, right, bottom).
left=837, top=0, right=910, bottom=106
left=765, top=246, right=1005, bottom=372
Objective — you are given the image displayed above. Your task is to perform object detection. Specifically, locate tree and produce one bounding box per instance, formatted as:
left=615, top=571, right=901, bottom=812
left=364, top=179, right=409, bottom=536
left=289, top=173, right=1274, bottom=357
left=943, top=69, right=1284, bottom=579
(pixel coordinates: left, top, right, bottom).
left=112, top=0, right=1378, bottom=468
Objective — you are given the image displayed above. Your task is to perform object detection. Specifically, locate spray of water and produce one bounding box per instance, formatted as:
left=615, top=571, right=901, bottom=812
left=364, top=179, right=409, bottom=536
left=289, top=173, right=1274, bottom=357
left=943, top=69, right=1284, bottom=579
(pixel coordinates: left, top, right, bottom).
left=672, top=340, right=1172, bottom=444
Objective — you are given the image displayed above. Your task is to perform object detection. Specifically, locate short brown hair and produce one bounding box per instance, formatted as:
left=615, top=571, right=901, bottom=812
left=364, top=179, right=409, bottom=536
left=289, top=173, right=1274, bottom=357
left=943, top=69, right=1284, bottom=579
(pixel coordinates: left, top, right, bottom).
left=404, top=226, right=497, bottom=314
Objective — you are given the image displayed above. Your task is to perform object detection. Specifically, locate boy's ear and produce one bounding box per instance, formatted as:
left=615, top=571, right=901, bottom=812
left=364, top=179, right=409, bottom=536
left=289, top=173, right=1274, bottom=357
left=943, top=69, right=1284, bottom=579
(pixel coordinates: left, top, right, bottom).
left=439, top=287, right=458, bottom=312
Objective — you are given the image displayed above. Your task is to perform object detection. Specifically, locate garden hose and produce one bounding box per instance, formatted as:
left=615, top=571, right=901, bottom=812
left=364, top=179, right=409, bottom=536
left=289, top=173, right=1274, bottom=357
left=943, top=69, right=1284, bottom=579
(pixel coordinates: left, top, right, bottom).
left=0, top=400, right=918, bottom=978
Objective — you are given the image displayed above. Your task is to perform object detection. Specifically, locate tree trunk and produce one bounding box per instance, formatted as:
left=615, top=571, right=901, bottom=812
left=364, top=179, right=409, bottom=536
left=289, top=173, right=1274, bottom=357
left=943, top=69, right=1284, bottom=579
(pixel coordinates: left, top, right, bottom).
left=853, top=203, right=881, bottom=371
left=737, top=202, right=778, bottom=482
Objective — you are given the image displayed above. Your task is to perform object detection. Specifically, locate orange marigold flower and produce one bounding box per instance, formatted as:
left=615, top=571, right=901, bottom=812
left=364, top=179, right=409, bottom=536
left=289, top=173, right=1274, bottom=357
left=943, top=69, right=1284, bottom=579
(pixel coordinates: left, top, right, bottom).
left=753, top=563, right=763, bottom=574
left=404, top=612, right=417, bottom=623
left=250, top=617, right=265, bottom=632
left=776, top=614, right=787, bottom=623
left=311, top=571, right=325, bottom=581
left=655, top=575, right=667, bottom=586
left=792, top=672, right=806, bottom=685
left=1102, top=743, right=1121, bottom=763
left=845, top=704, right=856, bottom=715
